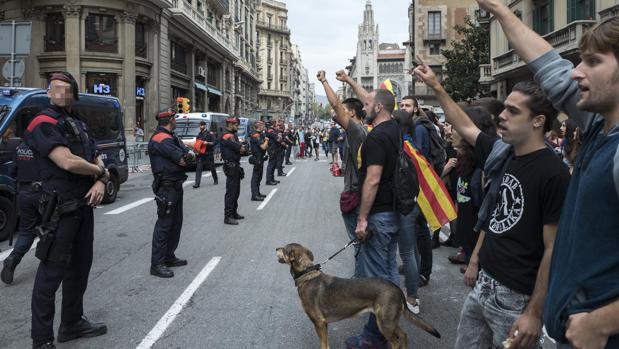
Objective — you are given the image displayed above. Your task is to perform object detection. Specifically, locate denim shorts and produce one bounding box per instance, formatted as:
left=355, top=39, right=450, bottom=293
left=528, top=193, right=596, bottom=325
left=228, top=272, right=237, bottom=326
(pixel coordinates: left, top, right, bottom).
left=454, top=270, right=540, bottom=349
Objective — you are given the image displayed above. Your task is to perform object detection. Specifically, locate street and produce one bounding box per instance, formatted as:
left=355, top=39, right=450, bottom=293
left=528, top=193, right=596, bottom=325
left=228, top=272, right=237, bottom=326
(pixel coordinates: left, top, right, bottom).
left=0, top=158, right=521, bottom=349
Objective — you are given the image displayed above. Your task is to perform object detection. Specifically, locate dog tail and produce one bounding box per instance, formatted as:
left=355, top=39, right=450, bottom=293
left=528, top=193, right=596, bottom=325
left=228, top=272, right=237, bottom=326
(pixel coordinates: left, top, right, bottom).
left=402, top=305, right=441, bottom=339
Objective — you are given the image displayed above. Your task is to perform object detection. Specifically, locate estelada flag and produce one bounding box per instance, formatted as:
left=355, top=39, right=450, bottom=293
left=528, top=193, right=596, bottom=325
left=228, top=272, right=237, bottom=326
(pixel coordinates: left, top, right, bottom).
left=403, top=140, right=457, bottom=231
left=379, top=79, right=399, bottom=110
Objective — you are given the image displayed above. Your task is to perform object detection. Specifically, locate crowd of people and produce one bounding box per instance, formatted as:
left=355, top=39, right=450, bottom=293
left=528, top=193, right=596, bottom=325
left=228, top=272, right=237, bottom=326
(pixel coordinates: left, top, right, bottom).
left=314, top=0, right=619, bottom=348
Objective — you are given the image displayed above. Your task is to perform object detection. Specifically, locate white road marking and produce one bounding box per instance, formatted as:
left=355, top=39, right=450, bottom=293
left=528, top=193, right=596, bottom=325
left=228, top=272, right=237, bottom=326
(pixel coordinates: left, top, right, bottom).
left=182, top=180, right=195, bottom=188
left=105, top=198, right=153, bottom=215
left=136, top=256, right=222, bottom=349
left=0, top=238, right=40, bottom=262
left=287, top=167, right=296, bottom=176
left=257, top=188, right=278, bottom=211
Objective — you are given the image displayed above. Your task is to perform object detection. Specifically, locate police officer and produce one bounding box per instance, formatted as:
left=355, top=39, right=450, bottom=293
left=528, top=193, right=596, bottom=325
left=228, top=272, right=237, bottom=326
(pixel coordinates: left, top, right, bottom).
left=276, top=121, right=288, bottom=177
left=265, top=121, right=280, bottom=185
left=0, top=139, right=42, bottom=285
left=148, top=109, right=193, bottom=278
left=192, top=121, right=218, bottom=188
left=249, top=121, right=269, bottom=201
left=26, top=72, right=108, bottom=349
left=284, top=123, right=295, bottom=165
left=221, top=117, right=247, bottom=225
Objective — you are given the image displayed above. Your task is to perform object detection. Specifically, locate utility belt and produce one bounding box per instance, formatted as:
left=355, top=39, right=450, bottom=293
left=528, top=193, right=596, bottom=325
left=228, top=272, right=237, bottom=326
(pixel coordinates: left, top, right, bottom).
left=35, top=192, right=88, bottom=263
left=223, top=160, right=244, bottom=179
left=152, top=173, right=187, bottom=193
left=248, top=153, right=268, bottom=166
left=18, top=181, right=42, bottom=192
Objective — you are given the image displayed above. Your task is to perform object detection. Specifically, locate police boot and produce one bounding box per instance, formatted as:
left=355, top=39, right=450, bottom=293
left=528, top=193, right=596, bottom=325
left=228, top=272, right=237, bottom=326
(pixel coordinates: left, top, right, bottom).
left=266, top=181, right=278, bottom=185
left=57, top=316, right=107, bottom=343
left=251, top=195, right=264, bottom=201
left=278, top=172, right=287, bottom=177
left=165, top=257, right=188, bottom=267
left=258, top=193, right=267, bottom=199
left=224, top=217, right=239, bottom=225
left=1, top=255, right=19, bottom=285
left=33, top=341, right=55, bottom=349
left=233, top=213, right=245, bottom=220
left=150, top=264, right=174, bottom=278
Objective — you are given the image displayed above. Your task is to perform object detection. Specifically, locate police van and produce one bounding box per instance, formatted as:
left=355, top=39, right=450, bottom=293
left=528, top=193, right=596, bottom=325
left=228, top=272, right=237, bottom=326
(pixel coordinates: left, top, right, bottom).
left=0, top=88, right=129, bottom=241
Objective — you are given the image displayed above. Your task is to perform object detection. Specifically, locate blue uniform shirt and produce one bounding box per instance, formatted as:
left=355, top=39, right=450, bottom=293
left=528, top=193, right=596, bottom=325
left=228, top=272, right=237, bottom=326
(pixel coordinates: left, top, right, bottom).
left=148, top=126, right=188, bottom=181
left=220, top=131, right=242, bottom=163
left=15, top=141, right=40, bottom=183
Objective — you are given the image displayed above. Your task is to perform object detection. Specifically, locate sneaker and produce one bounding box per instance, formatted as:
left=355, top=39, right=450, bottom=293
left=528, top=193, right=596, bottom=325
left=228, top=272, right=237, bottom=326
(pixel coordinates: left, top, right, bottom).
left=345, top=334, right=388, bottom=349
left=448, top=248, right=466, bottom=265
left=407, top=300, right=420, bottom=314
left=419, top=275, right=429, bottom=287
left=33, top=341, right=55, bottom=349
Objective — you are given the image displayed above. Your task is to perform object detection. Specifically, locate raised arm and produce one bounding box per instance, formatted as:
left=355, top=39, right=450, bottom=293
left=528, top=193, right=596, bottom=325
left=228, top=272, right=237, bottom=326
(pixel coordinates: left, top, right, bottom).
left=412, top=56, right=481, bottom=146
left=336, top=70, right=369, bottom=104
left=477, top=0, right=553, bottom=63
left=317, top=70, right=350, bottom=130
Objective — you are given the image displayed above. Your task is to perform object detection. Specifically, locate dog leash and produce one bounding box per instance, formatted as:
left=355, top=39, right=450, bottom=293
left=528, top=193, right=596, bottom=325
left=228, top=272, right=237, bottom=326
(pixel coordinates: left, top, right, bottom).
left=318, top=238, right=359, bottom=268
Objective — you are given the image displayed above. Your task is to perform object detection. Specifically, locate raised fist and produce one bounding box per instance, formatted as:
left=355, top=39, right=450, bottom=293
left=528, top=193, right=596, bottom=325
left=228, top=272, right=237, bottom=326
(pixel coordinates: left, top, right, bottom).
left=316, top=70, right=326, bottom=82
left=335, top=70, right=349, bottom=82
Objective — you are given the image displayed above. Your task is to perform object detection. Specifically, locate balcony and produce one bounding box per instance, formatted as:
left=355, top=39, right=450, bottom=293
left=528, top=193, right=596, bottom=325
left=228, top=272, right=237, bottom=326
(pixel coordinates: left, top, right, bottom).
left=259, top=89, right=292, bottom=99
left=256, top=20, right=290, bottom=35
left=280, top=73, right=288, bottom=81
left=493, top=20, right=596, bottom=78
left=479, top=64, right=492, bottom=84
left=424, top=32, right=446, bottom=42
left=206, top=0, right=229, bottom=15
left=170, top=0, right=237, bottom=59
left=413, top=85, right=436, bottom=97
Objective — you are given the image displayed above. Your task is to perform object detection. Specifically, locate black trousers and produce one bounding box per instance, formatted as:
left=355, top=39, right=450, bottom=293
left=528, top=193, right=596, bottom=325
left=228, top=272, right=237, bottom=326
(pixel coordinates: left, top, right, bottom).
left=277, top=148, right=285, bottom=174
left=10, top=188, right=42, bottom=262
left=194, top=153, right=218, bottom=186
left=224, top=167, right=241, bottom=218
left=285, top=145, right=292, bottom=163
left=152, top=186, right=184, bottom=266
left=266, top=152, right=277, bottom=182
left=31, top=206, right=94, bottom=345
left=251, top=162, right=264, bottom=197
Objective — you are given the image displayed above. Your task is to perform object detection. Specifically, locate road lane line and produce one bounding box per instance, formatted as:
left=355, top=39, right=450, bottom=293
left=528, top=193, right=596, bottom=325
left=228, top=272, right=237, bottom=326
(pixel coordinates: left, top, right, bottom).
left=0, top=238, right=40, bottom=262
left=136, top=256, right=222, bottom=349
left=105, top=198, right=153, bottom=215
left=182, top=180, right=195, bottom=188
left=287, top=167, right=296, bottom=176
left=257, top=188, right=278, bottom=211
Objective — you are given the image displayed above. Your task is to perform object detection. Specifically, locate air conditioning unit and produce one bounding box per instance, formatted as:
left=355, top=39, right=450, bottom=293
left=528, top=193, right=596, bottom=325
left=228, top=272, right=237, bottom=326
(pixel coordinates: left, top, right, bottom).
left=197, top=66, right=206, bottom=78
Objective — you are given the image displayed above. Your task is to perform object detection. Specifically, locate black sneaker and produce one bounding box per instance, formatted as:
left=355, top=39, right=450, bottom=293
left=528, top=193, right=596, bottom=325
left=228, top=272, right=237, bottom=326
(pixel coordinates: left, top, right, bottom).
left=1, top=255, right=18, bottom=285
left=57, top=316, right=107, bottom=343
left=150, top=264, right=174, bottom=278
left=266, top=181, right=278, bottom=185
left=251, top=196, right=264, bottom=201
left=224, top=217, right=239, bottom=225
left=233, top=213, right=245, bottom=220
left=419, top=275, right=429, bottom=287
left=33, top=341, right=55, bottom=349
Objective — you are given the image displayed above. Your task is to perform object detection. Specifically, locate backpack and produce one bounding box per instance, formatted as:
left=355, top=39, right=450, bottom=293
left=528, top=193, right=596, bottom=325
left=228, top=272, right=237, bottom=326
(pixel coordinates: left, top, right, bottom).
left=417, top=118, right=447, bottom=175
left=392, top=133, right=420, bottom=215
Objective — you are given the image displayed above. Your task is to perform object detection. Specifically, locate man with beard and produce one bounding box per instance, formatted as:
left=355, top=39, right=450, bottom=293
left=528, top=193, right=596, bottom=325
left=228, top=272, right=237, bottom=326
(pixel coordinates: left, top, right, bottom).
left=477, top=1, right=619, bottom=347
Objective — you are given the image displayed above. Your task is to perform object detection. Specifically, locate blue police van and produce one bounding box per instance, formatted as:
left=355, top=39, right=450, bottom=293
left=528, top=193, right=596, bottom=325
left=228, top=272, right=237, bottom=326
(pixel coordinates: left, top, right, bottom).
left=0, top=88, right=129, bottom=241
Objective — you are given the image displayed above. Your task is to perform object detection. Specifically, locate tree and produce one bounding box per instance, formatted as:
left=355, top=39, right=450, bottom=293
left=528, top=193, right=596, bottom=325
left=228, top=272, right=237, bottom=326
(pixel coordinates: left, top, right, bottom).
left=441, top=16, right=490, bottom=102
left=313, top=102, right=332, bottom=120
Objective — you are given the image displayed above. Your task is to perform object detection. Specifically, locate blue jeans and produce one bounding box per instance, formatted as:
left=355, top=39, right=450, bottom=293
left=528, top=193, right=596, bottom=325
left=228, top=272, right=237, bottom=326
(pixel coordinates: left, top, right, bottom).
left=415, top=214, right=432, bottom=279
left=342, top=209, right=361, bottom=278
left=398, top=207, right=421, bottom=298
left=356, top=211, right=399, bottom=341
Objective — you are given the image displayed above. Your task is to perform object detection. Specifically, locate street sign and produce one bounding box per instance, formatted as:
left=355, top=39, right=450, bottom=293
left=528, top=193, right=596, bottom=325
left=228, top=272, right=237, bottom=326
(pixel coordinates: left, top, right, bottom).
left=0, top=21, right=31, bottom=55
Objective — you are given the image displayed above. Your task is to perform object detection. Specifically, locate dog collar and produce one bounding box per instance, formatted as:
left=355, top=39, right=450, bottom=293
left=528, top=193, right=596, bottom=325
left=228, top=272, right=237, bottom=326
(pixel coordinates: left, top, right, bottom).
left=294, top=264, right=321, bottom=286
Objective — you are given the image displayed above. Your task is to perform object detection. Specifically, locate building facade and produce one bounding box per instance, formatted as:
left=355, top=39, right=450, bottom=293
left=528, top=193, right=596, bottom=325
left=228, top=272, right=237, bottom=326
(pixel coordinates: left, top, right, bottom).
left=487, top=0, right=619, bottom=100
left=0, top=0, right=263, bottom=139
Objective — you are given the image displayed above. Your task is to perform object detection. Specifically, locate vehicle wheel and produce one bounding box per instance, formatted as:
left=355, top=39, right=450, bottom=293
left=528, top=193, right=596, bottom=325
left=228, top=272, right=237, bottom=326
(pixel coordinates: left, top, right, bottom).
left=102, top=174, right=119, bottom=204
left=0, top=196, right=16, bottom=241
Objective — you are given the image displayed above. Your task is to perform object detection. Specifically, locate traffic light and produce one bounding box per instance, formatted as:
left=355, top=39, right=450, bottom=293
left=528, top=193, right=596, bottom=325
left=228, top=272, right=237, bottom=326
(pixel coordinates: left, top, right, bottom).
left=176, top=97, right=184, bottom=114
left=182, top=98, right=191, bottom=114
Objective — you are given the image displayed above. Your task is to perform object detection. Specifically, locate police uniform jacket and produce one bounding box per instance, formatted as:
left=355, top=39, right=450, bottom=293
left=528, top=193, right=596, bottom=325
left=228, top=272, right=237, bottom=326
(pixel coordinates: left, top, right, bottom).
left=148, top=126, right=188, bottom=182
left=250, top=131, right=266, bottom=158
left=25, top=105, right=97, bottom=201
left=220, top=131, right=242, bottom=163
left=15, top=141, right=40, bottom=185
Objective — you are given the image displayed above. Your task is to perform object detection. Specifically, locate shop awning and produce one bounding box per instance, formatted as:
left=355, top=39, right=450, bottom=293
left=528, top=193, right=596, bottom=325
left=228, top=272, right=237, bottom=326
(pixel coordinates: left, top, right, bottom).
left=194, top=82, right=208, bottom=92
left=207, top=85, right=222, bottom=96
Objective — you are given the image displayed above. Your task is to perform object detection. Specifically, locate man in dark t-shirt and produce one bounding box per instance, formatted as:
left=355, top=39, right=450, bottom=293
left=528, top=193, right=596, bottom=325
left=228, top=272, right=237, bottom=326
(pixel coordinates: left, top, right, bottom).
left=415, top=60, right=570, bottom=349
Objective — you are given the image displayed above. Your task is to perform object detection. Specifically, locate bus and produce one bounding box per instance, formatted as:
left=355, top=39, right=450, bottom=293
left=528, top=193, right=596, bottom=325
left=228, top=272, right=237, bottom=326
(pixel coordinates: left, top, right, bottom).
left=0, top=88, right=129, bottom=241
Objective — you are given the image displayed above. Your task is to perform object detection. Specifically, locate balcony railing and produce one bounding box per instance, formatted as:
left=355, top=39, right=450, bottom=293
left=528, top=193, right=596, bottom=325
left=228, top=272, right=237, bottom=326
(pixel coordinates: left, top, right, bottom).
left=206, top=0, right=229, bottom=14
left=479, top=64, right=492, bottom=83
left=256, top=20, right=290, bottom=34
left=424, top=33, right=446, bottom=41
left=493, top=20, right=596, bottom=77
left=280, top=74, right=288, bottom=81
left=259, top=89, right=292, bottom=99
left=44, top=37, right=65, bottom=52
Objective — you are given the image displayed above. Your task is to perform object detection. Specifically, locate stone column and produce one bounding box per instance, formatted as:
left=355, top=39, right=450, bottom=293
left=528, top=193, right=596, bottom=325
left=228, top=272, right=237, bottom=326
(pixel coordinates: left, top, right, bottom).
left=189, top=47, right=196, bottom=110
left=121, top=11, right=137, bottom=139
left=63, top=5, right=81, bottom=84
left=22, top=8, right=45, bottom=87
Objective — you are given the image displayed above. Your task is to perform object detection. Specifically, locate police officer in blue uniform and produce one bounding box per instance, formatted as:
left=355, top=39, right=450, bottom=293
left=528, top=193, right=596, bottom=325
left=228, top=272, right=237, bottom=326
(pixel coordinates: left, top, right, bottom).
left=192, top=121, right=218, bottom=188
left=264, top=121, right=279, bottom=185
left=1, top=140, right=42, bottom=285
left=148, top=109, right=193, bottom=278
left=249, top=121, right=268, bottom=201
left=276, top=122, right=288, bottom=176
left=221, top=117, right=247, bottom=225
left=26, top=72, right=108, bottom=349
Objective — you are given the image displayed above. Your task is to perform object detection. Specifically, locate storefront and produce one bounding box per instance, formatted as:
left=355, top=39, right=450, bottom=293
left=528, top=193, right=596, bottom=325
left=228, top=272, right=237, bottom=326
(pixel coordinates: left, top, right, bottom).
left=136, top=76, right=146, bottom=129
left=86, top=72, right=118, bottom=96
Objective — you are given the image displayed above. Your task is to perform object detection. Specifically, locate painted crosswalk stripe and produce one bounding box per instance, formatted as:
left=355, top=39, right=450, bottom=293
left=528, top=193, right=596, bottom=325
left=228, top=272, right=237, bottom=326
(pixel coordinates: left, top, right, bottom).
left=257, top=188, right=278, bottom=211
left=136, top=257, right=222, bottom=349
left=287, top=167, right=296, bottom=176
left=105, top=198, right=153, bottom=215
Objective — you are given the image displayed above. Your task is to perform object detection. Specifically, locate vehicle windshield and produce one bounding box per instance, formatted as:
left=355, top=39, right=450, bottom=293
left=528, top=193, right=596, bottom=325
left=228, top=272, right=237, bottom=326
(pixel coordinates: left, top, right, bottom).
left=176, top=120, right=203, bottom=138
left=0, top=104, right=9, bottom=125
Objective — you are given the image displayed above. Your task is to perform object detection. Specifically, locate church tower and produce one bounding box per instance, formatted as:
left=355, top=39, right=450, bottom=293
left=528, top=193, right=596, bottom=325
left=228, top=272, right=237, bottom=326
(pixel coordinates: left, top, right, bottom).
left=356, top=0, right=379, bottom=91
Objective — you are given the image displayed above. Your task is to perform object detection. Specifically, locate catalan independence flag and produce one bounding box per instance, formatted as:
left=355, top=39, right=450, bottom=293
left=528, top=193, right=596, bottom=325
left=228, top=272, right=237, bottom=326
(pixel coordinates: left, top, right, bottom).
left=379, top=79, right=398, bottom=110
left=403, top=140, right=457, bottom=231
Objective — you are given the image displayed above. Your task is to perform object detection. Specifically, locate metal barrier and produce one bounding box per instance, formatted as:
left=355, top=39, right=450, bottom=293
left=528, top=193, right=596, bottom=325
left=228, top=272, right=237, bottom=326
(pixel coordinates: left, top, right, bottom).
left=126, top=142, right=150, bottom=173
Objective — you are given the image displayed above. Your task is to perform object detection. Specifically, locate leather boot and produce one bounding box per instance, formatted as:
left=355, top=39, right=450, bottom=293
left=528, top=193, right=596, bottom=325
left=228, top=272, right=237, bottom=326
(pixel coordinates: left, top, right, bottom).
left=150, top=264, right=174, bottom=278
left=57, top=316, right=107, bottom=343
left=224, top=217, right=238, bottom=225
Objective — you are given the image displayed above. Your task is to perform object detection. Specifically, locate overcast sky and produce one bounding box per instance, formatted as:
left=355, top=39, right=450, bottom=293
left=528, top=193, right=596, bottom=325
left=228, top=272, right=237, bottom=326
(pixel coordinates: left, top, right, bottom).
left=284, top=0, right=411, bottom=96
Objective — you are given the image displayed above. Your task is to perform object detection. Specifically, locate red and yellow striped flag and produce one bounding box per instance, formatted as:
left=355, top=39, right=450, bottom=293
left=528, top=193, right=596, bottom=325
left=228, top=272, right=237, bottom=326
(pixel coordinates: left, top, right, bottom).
left=403, top=140, right=457, bottom=231
left=379, top=79, right=398, bottom=110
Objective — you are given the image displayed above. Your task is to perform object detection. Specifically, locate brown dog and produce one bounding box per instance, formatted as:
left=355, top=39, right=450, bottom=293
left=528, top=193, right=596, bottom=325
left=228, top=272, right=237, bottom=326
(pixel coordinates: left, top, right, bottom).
left=276, top=243, right=441, bottom=349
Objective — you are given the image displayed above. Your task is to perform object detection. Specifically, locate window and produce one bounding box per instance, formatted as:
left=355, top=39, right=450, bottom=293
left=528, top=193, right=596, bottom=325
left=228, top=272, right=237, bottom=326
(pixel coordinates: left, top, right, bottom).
left=267, top=15, right=272, bottom=26
left=45, top=12, right=65, bottom=52
left=207, top=62, right=219, bottom=86
left=85, top=14, right=118, bottom=53
left=568, top=0, right=596, bottom=21
left=533, top=0, right=554, bottom=36
left=429, top=42, right=441, bottom=55
left=86, top=72, right=118, bottom=97
left=428, top=11, right=442, bottom=38
left=171, top=42, right=187, bottom=74
left=135, top=22, right=147, bottom=58
left=73, top=96, right=121, bottom=140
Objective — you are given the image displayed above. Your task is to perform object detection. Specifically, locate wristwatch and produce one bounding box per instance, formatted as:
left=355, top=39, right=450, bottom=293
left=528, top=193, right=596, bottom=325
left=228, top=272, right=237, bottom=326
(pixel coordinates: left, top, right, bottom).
left=95, top=165, right=110, bottom=185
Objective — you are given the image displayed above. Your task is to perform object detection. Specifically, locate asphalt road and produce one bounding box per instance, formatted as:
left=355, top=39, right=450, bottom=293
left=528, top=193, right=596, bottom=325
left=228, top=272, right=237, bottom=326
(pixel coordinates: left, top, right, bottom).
left=0, top=156, right=553, bottom=349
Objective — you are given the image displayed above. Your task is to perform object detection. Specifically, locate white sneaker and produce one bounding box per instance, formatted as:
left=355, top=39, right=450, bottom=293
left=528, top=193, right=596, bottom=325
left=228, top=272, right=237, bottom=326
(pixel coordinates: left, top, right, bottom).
left=407, top=299, right=420, bottom=314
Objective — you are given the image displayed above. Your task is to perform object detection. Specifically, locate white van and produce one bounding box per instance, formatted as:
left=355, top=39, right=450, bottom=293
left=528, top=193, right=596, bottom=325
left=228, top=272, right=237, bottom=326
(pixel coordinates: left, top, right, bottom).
left=175, top=112, right=229, bottom=162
